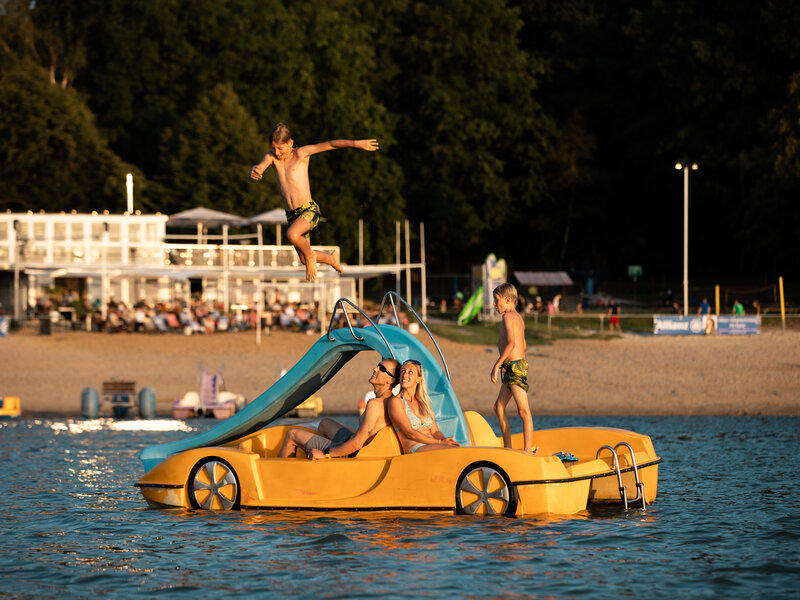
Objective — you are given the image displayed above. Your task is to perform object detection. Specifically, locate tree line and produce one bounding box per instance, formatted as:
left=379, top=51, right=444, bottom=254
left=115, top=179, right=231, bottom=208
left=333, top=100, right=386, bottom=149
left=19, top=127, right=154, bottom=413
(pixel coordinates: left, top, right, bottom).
left=1, top=0, right=797, bottom=285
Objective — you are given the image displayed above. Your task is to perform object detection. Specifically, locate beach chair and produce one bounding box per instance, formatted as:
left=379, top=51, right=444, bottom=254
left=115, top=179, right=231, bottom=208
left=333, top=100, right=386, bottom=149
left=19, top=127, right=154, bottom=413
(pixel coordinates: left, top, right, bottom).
left=165, top=313, right=181, bottom=330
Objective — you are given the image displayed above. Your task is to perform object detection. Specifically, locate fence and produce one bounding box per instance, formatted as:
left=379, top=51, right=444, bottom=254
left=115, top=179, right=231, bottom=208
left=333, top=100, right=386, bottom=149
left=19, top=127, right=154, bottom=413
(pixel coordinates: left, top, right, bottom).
left=525, top=312, right=800, bottom=336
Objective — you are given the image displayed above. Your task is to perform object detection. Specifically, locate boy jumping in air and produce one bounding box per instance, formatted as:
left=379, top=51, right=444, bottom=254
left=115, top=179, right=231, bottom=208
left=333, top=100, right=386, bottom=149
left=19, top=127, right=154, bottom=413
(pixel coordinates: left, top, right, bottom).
left=249, top=123, right=379, bottom=281
left=490, top=283, right=536, bottom=454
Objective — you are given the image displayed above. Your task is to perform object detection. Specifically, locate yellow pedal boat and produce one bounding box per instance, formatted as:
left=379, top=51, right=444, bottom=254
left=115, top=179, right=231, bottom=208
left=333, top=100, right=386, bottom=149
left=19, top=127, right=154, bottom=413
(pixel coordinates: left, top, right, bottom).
left=136, top=293, right=660, bottom=516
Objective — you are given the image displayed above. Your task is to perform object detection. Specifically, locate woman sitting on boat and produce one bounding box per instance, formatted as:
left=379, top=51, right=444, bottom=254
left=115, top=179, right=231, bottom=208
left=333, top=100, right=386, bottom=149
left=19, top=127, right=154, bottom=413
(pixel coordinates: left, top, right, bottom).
left=388, top=359, right=460, bottom=453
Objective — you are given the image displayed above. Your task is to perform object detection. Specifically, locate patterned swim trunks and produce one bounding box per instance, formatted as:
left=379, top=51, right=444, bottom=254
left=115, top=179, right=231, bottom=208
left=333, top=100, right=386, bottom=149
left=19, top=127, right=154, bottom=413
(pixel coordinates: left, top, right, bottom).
left=285, top=200, right=321, bottom=238
left=502, top=358, right=529, bottom=392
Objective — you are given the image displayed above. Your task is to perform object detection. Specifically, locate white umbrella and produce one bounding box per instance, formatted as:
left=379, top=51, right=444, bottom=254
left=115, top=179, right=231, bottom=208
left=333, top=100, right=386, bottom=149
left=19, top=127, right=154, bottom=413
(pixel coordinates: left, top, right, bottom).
left=167, top=207, right=247, bottom=228
left=246, top=208, right=287, bottom=225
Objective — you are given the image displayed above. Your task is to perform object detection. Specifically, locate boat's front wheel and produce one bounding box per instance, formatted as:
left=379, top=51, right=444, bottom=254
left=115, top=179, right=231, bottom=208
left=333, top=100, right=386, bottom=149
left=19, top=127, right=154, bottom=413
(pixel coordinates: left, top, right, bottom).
left=188, top=457, right=240, bottom=510
left=455, top=462, right=517, bottom=516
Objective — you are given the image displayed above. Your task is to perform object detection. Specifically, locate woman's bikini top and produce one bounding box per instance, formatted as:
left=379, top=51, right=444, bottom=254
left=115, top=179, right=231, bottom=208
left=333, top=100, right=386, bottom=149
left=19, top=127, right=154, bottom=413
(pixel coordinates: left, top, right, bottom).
left=399, top=391, right=433, bottom=431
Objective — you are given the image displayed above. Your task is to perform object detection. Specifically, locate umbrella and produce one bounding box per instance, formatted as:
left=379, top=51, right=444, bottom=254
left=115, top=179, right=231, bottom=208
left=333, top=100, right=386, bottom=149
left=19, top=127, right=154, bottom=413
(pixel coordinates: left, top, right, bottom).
left=247, top=207, right=287, bottom=225
left=167, top=207, right=247, bottom=228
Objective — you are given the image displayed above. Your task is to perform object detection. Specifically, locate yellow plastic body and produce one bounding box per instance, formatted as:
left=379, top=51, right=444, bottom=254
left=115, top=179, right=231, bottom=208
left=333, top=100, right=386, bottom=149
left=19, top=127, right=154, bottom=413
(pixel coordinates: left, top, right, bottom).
left=0, top=397, right=21, bottom=419
left=137, top=411, right=660, bottom=516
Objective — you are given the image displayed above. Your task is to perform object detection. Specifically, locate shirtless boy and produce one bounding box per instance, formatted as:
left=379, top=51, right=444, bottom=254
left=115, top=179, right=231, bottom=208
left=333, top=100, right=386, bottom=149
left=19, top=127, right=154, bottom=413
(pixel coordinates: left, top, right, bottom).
left=490, top=283, right=536, bottom=453
left=277, top=357, right=400, bottom=459
left=249, top=123, right=379, bottom=281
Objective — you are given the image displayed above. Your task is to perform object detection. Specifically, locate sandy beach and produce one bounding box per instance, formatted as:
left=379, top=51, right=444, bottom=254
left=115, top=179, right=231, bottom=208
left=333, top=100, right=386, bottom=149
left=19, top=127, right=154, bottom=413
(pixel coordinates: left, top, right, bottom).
left=1, top=327, right=798, bottom=417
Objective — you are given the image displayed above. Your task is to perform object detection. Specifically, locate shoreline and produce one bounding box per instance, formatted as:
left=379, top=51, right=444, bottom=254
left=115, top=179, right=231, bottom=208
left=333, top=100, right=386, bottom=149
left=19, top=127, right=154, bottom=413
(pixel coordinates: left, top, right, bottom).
left=2, top=328, right=798, bottom=418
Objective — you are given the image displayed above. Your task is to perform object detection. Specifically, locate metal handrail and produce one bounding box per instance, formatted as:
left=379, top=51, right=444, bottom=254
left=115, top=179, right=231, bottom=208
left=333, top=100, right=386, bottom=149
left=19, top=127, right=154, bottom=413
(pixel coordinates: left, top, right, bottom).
left=614, top=442, right=646, bottom=509
left=596, top=445, right=628, bottom=509
left=326, top=298, right=396, bottom=360
left=377, top=291, right=451, bottom=381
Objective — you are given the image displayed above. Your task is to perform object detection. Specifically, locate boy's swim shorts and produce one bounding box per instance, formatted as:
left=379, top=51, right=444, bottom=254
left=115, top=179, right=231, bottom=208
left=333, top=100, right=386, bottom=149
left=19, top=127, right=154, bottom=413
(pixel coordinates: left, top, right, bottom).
left=285, top=201, right=321, bottom=238
left=502, top=358, right=529, bottom=392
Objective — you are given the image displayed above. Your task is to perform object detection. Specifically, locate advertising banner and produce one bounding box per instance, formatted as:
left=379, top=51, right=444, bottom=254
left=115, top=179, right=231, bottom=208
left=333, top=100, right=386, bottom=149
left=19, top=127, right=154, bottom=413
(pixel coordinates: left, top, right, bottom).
left=716, top=315, right=760, bottom=335
left=0, top=317, right=7, bottom=337
left=653, top=315, right=706, bottom=335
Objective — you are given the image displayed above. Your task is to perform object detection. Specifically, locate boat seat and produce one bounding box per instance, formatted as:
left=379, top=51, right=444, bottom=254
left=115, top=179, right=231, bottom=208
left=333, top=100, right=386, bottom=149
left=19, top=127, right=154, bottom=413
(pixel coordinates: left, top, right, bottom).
left=354, top=426, right=403, bottom=458
left=464, top=411, right=502, bottom=447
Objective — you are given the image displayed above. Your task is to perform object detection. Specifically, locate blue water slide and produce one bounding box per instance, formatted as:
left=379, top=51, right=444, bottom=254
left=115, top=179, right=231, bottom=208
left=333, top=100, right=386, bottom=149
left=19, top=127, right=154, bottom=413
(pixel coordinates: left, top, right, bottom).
left=139, top=324, right=470, bottom=472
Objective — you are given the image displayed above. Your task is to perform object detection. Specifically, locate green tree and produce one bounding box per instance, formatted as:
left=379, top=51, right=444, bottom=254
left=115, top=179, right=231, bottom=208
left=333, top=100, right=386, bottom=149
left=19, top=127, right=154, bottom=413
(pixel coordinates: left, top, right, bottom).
left=367, top=0, right=554, bottom=270
left=0, top=61, right=143, bottom=212
left=160, top=82, right=272, bottom=217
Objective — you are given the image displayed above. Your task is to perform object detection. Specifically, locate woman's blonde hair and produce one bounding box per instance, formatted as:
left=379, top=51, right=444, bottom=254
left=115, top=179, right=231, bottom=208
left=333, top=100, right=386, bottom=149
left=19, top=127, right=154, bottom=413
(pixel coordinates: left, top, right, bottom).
left=402, top=360, right=435, bottom=421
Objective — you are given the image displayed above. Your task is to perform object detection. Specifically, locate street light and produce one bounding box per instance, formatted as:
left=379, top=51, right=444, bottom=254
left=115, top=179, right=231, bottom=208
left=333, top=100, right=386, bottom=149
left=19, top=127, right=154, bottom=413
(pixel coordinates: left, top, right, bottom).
left=675, top=161, right=699, bottom=316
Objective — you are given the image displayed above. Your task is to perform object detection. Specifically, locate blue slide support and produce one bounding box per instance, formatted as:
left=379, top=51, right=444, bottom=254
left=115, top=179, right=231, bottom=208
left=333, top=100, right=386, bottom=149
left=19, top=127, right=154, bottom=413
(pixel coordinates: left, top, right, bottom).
left=139, top=324, right=470, bottom=472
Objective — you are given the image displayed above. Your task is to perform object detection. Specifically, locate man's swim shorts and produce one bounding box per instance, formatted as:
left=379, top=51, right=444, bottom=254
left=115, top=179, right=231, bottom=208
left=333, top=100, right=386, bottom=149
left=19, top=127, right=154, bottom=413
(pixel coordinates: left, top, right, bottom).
left=285, top=201, right=321, bottom=238
left=502, top=358, right=529, bottom=392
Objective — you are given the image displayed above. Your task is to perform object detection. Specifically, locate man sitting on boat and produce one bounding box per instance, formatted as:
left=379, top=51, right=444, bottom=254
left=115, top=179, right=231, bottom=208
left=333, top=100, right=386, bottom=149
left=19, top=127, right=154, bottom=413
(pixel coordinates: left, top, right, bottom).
left=278, top=357, right=400, bottom=459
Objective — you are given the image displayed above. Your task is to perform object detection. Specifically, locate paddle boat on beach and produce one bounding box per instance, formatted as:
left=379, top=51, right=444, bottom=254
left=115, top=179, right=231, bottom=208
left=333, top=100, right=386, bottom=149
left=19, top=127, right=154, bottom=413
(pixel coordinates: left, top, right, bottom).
left=136, top=293, right=661, bottom=516
left=172, top=366, right=246, bottom=419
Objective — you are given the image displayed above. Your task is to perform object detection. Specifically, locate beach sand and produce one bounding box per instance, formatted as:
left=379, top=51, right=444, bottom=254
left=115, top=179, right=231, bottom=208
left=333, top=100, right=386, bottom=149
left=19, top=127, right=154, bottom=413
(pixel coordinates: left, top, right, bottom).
left=1, top=327, right=798, bottom=417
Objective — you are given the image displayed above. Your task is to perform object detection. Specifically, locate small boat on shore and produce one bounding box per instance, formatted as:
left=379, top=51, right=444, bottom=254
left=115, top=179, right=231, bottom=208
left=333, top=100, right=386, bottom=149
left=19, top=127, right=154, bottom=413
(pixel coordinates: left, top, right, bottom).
left=0, top=396, right=21, bottom=419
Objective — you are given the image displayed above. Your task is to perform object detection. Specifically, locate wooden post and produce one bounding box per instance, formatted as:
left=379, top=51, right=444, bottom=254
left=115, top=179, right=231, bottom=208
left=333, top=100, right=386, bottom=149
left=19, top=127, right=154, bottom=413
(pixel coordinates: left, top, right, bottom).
left=779, top=276, right=786, bottom=334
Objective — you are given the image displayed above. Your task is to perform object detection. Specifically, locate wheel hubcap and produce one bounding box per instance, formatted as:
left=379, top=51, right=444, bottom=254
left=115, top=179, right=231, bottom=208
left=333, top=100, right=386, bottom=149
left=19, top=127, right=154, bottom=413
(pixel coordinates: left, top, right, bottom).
left=192, top=461, right=237, bottom=510
left=459, top=467, right=510, bottom=515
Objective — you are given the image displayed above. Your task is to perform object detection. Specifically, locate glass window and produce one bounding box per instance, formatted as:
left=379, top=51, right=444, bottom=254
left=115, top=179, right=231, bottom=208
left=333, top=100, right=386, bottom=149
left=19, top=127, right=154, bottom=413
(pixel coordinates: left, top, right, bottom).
left=33, top=222, right=46, bottom=240
left=108, top=222, right=121, bottom=242
left=128, top=223, right=141, bottom=243
left=91, top=222, right=104, bottom=240
left=71, top=222, right=85, bottom=241
left=0, top=221, right=7, bottom=241
left=106, top=246, right=122, bottom=263
left=145, top=223, right=158, bottom=243
left=54, top=222, right=67, bottom=240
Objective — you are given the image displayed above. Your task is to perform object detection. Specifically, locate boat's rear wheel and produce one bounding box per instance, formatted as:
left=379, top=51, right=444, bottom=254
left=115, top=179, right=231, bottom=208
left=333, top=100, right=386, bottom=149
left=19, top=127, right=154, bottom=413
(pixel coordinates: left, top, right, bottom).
left=188, top=457, right=241, bottom=510
left=455, top=462, right=517, bottom=516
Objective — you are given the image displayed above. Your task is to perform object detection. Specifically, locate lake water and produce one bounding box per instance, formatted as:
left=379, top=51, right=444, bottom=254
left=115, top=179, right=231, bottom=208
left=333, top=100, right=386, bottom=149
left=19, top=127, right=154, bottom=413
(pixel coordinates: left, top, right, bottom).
left=0, top=415, right=798, bottom=599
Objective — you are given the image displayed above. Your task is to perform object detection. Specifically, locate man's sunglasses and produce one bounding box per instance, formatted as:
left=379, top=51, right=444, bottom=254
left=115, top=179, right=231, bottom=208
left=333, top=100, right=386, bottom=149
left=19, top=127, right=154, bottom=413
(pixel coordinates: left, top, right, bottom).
left=377, top=363, right=397, bottom=378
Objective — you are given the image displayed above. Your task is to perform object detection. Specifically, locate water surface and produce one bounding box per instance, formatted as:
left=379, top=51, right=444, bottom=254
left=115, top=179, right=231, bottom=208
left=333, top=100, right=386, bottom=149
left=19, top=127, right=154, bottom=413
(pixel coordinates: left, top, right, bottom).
left=0, top=416, right=797, bottom=599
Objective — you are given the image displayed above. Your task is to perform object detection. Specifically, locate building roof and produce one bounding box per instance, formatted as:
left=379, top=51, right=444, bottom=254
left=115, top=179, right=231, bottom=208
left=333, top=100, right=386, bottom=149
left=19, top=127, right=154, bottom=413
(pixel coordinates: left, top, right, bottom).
left=513, top=271, right=575, bottom=286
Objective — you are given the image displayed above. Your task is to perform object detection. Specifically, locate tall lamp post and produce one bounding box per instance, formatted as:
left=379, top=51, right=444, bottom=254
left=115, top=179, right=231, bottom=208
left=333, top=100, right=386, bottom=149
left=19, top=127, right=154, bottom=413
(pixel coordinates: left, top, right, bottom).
left=675, top=161, right=698, bottom=316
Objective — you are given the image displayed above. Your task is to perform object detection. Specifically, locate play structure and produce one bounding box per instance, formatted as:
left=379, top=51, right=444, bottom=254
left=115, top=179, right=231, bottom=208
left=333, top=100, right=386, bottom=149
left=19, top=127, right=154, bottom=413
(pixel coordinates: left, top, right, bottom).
left=136, top=292, right=660, bottom=516
left=457, top=253, right=507, bottom=325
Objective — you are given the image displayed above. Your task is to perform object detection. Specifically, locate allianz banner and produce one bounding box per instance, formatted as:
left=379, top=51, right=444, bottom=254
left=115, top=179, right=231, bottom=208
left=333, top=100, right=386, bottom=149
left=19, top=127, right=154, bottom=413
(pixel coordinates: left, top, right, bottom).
left=717, top=315, right=760, bottom=335
left=653, top=315, right=706, bottom=335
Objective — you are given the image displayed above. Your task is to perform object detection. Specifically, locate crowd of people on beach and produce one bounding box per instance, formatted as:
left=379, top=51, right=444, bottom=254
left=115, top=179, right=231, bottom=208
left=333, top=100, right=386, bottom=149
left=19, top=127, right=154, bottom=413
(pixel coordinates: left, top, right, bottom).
left=31, top=290, right=413, bottom=336
left=32, top=293, right=327, bottom=335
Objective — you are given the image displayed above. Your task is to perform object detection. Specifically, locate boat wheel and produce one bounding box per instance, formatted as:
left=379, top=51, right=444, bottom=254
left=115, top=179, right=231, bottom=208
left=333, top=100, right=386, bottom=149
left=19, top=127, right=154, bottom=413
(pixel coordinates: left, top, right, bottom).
left=188, top=458, right=240, bottom=510
left=455, top=462, right=517, bottom=516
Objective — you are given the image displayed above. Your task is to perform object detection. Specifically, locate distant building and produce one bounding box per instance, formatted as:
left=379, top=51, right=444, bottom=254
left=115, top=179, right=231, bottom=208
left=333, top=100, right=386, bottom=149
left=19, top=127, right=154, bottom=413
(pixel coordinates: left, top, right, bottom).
left=0, top=210, right=361, bottom=322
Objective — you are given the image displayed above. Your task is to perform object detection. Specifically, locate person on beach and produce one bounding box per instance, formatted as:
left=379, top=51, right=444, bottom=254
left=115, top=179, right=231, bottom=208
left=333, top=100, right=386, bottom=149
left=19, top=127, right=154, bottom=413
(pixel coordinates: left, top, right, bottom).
left=388, top=359, right=460, bottom=453
left=491, top=283, right=536, bottom=454
left=249, top=123, right=379, bottom=281
left=278, top=357, right=400, bottom=459
left=608, top=299, right=622, bottom=332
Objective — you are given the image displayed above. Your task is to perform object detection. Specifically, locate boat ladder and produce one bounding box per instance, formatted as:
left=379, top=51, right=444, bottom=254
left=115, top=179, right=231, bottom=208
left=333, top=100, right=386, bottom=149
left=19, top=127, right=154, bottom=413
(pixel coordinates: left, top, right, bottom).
left=595, top=442, right=646, bottom=509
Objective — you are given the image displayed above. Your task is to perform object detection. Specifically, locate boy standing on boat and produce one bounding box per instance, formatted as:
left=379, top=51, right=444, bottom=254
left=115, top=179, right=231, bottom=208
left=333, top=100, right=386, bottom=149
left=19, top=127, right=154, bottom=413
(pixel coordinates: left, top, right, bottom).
left=491, top=283, right=536, bottom=454
left=249, top=123, right=379, bottom=281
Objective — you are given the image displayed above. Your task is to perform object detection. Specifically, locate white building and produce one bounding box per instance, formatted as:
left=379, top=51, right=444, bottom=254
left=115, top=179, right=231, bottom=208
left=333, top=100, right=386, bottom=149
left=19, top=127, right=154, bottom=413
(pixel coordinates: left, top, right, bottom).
left=0, top=210, right=415, bottom=325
